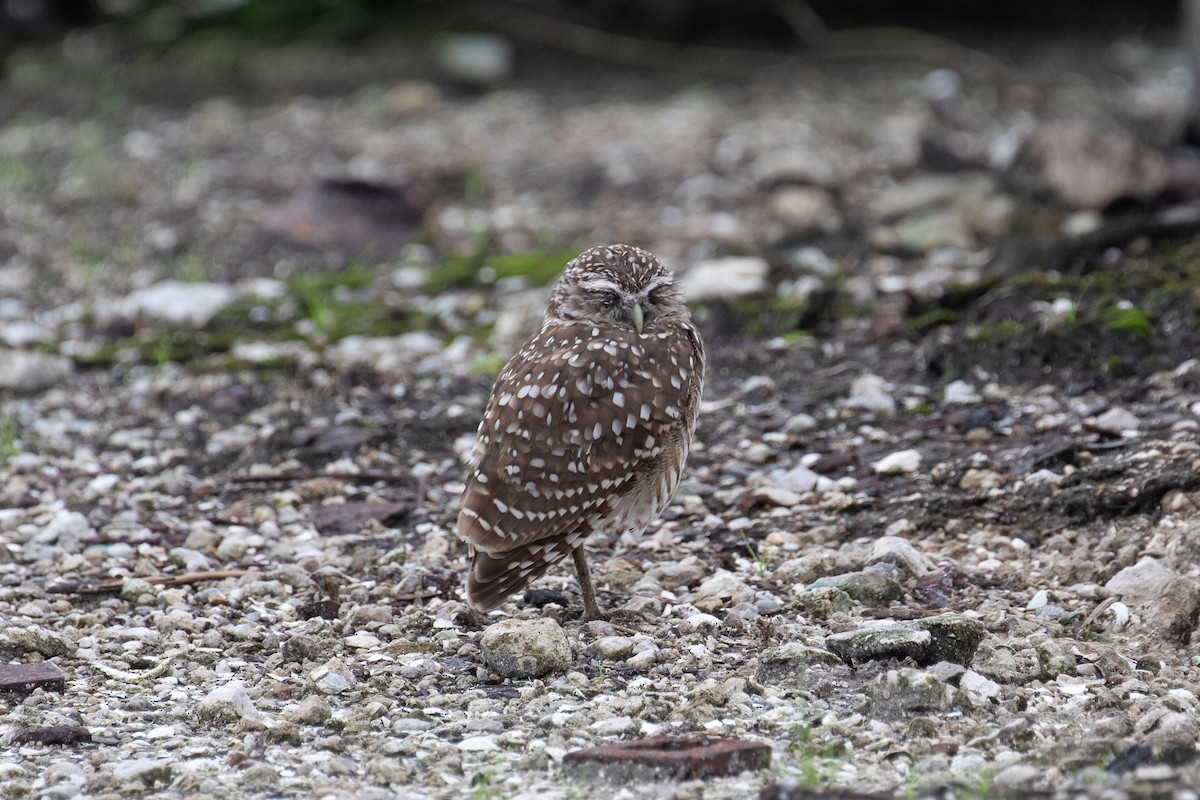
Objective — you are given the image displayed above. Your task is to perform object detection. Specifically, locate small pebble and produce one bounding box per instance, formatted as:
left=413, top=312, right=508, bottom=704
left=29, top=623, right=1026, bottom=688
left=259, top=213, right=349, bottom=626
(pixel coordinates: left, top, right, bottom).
left=873, top=449, right=922, bottom=475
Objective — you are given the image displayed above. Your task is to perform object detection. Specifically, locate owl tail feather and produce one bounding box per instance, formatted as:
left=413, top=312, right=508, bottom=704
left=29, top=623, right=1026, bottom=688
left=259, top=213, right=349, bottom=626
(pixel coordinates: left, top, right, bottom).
left=466, top=539, right=578, bottom=612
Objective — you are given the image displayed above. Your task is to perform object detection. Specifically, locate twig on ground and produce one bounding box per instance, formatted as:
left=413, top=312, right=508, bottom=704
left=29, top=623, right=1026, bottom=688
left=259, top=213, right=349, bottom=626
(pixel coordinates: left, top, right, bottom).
left=227, top=471, right=412, bottom=486
left=49, top=570, right=250, bottom=595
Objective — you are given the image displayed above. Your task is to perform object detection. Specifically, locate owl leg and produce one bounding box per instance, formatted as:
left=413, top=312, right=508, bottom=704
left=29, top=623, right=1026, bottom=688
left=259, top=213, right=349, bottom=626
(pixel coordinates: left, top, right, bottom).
left=571, top=546, right=603, bottom=621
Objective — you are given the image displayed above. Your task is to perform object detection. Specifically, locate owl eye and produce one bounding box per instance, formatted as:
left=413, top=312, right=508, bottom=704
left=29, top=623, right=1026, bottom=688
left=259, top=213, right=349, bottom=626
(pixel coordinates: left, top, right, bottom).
left=592, top=290, right=620, bottom=308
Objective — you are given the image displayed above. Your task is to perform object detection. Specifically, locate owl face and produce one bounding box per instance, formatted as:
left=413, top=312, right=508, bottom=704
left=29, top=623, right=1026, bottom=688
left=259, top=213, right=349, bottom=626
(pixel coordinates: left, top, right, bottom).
left=548, top=244, right=686, bottom=333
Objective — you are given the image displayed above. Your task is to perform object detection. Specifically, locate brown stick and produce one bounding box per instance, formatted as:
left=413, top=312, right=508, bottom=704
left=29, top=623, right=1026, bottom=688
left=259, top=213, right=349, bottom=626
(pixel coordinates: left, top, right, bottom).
left=226, top=471, right=411, bottom=486
left=49, top=570, right=250, bottom=595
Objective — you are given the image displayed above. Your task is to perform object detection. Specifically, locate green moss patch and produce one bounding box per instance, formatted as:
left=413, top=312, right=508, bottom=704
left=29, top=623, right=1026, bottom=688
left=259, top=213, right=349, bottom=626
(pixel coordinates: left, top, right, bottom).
left=924, top=247, right=1200, bottom=383
left=426, top=249, right=578, bottom=292
left=71, top=266, right=427, bottom=369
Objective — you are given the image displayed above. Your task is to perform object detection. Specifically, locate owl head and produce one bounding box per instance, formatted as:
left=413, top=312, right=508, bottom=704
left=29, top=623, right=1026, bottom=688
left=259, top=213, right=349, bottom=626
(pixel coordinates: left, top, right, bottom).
left=546, top=244, right=686, bottom=333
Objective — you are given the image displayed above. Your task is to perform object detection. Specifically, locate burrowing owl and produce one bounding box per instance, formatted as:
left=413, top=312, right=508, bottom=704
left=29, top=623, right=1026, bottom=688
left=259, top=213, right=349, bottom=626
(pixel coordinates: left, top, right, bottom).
left=457, top=244, right=705, bottom=620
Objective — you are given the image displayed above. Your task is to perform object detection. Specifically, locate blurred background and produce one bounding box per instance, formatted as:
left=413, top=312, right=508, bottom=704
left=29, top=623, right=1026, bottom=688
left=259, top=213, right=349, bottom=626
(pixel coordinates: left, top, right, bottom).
left=0, top=0, right=1198, bottom=389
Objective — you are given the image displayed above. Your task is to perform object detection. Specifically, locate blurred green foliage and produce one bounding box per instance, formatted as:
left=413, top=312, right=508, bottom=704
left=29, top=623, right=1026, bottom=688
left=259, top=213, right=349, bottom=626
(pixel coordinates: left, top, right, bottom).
left=125, top=0, right=445, bottom=42
left=229, top=0, right=378, bottom=40
left=426, top=250, right=579, bottom=292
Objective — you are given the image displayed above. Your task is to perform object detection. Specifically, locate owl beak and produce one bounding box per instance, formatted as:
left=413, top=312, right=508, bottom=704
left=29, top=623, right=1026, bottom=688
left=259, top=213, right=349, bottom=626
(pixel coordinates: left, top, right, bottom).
left=631, top=303, right=644, bottom=333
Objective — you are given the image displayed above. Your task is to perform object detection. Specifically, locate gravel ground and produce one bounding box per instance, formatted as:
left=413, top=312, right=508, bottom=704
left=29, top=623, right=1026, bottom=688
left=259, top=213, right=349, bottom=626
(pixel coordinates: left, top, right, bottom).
left=2, top=26, right=1200, bottom=800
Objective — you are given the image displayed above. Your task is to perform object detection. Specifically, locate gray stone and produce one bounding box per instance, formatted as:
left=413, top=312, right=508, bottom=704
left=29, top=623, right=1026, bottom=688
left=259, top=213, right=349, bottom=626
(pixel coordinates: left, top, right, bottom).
left=923, top=68, right=962, bottom=103
left=868, top=175, right=969, bottom=219
left=867, top=668, right=957, bottom=721
left=0, top=626, right=71, bottom=659
left=755, top=642, right=843, bottom=688
left=1062, top=210, right=1102, bottom=236
left=37, top=782, right=80, bottom=800
left=286, top=695, right=332, bottom=725
left=735, top=375, right=777, bottom=402
left=755, top=591, right=784, bottom=614
left=1070, top=641, right=1136, bottom=678
left=198, top=680, right=258, bottom=722
left=436, top=34, right=513, bottom=86
left=845, top=374, right=896, bottom=415
left=1105, top=557, right=1200, bottom=645
left=458, top=735, right=501, bottom=752
left=788, top=245, right=840, bottom=277
left=345, top=632, right=383, bottom=650
left=30, top=509, right=92, bottom=546
left=1144, top=711, right=1200, bottom=758
left=0, top=349, right=72, bottom=392
left=399, top=655, right=439, bottom=679
left=791, top=586, right=853, bottom=619
left=959, top=669, right=1002, bottom=701
left=1032, top=636, right=1076, bottom=680
left=774, top=550, right=853, bottom=584
left=916, top=613, right=987, bottom=666
left=1015, top=123, right=1171, bottom=209
left=119, top=577, right=156, bottom=602
left=963, top=467, right=1007, bottom=490
left=825, top=625, right=931, bottom=665
left=753, top=146, right=846, bottom=188
left=242, top=763, right=280, bottom=791
left=281, top=633, right=333, bottom=664
left=480, top=618, right=571, bottom=678
left=680, top=257, right=769, bottom=301
left=869, top=536, right=935, bottom=577
left=768, top=187, right=841, bottom=233
left=327, top=332, right=444, bottom=373
left=648, top=561, right=700, bottom=592
left=784, top=413, right=818, bottom=434
left=392, top=718, right=433, bottom=733
left=1026, top=469, right=1064, bottom=486
left=229, top=340, right=310, bottom=365
left=691, top=570, right=754, bottom=604
left=311, top=657, right=357, bottom=694
left=991, top=763, right=1043, bottom=789
left=927, top=660, right=967, bottom=682
left=1089, top=406, right=1141, bottom=433
left=204, top=426, right=259, bottom=458
left=943, top=380, right=981, bottom=404
left=744, top=442, right=775, bottom=464
left=872, top=449, right=922, bottom=475
left=971, top=642, right=1041, bottom=684
left=590, top=717, right=637, bottom=736
left=824, top=612, right=985, bottom=666
left=124, top=280, right=235, bottom=328
left=112, top=758, right=172, bottom=788
left=41, top=763, right=85, bottom=788
left=865, top=175, right=1011, bottom=253
left=811, top=566, right=905, bottom=607
left=626, top=649, right=657, bottom=671
left=773, top=464, right=821, bottom=494
left=588, top=636, right=635, bottom=661
left=748, top=486, right=802, bottom=508
left=883, top=209, right=973, bottom=251
left=0, top=321, right=49, bottom=348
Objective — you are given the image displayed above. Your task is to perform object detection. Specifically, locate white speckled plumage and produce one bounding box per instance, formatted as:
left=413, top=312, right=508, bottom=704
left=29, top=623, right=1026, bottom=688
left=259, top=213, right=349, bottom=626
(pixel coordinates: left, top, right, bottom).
left=456, top=244, right=705, bottom=616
